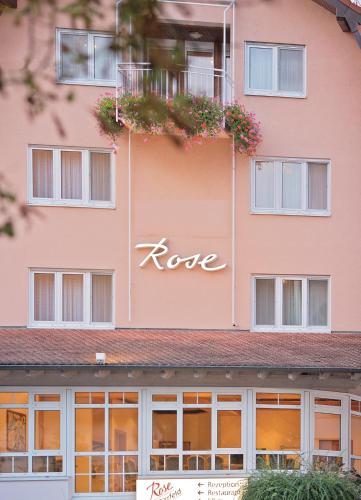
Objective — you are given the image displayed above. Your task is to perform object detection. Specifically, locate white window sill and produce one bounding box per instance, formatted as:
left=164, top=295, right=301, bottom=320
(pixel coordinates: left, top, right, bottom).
left=57, top=79, right=116, bottom=87
left=244, top=90, right=306, bottom=99
left=251, top=209, right=331, bottom=217
left=252, top=327, right=331, bottom=334
left=28, top=323, right=115, bottom=329
left=28, top=200, right=115, bottom=210
left=0, top=475, right=69, bottom=481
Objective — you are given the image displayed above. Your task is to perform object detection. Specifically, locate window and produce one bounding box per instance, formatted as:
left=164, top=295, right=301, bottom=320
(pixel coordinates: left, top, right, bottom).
left=149, top=391, right=244, bottom=473
left=256, top=392, right=301, bottom=470
left=351, top=398, right=361, bottom=474
left=74, top=391, right=139, bottom=494
left=253, top=276, right=330, bottom=331
left=30, top=270, right=114, bottom=328
left=312, top=394, right=344, bottom=468
left=252, top=159, right=330, bottom=215
left=245, top=43, right=306, bottom=97
left=0, top=391, right=64, bottom=475
left=57, top=29, right=116, bottom=84
left=28, top=147, right=114, bottom=208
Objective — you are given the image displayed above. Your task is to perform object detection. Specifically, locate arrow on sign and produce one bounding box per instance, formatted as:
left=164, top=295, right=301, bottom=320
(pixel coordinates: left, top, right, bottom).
left=198, top=491, right=204, bottom=496
left=198, top=483, right=204, bottom=487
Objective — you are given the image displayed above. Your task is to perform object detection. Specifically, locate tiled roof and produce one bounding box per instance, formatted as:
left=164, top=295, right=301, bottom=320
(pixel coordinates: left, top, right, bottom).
left=0, top=329, right=360, bottom=371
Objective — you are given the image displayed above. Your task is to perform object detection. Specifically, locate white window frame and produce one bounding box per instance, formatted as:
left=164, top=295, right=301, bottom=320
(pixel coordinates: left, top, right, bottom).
left=244, top=42, right=306, bottom=98
left=252, top=275, right=331, bottom=333
left=251, top=157, right=331, bottom=216
left=146, top=388, right=246, bottom=475
left=71, top=388, right=140, bottom=497
left=350, top=396, right=361, bottom=471
left=29, top=269, right=115, bottom=329
left=28, top=146, right=115, bottom=208
left=0, top=388, right=66, bottom=477
left=56, top=29, right=116, bottom=86
left=310, top=391, right=349, bottom=468
left=254, top=389, right=304, bottom=470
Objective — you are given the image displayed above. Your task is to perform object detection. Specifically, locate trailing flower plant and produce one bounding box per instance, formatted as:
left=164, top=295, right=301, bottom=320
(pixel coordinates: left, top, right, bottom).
left=94, top=92, right=261, bottom=155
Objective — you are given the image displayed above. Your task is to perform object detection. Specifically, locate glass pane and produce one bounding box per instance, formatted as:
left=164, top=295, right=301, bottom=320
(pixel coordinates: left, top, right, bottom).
left=109, top=474, right=123, bottom=492
left=49, top=456, right=63, bottom=472
left=76, top=475, right=90, bottom=493
left=255, top=161, right=274, bottom=208
left=314, top=413, right=341, bottom=451
left=91, top=393, right=105, bottom=404
left=0, top=457, right=12, bottom=473
left=35, top=410, right=60, bottom=449
left=183, top=454, right=211, bottom=471
left=91, top=474, right=105, bottom=493
left=62, top=274, right=83, bottom=322
left=32, top=456, right=47, bottom=473
left=183, top=392, right=197, bottom=404
left=282, top=162, right=302, bottom=209
left=352, top=459, right=361, bottom=474
left=230, top=454, right=243, bottom=470
left=308, top=163, right=327, bottom=210
left=109, top=392, right=138, bottom=404
left=125, top=474, right=137, bottom=492
left=308, top=280, right=328, bottom=326
left=315, top=397, right=341, bottom=407
left=282, top=279, right=302, bottom=326
left=187, top=51, right=214, bottom=97
left=150, top=455, right=179, bottom=471
left=34, top=394, right=60, bottom=402
left=198, top=393, right=212, bottom=404
left=34, top=273, right=55, bottom=322
left=278, top=48, right=303, bottom=92
left=351, top=415, right=361, bottom=456
left=14, top=456, right=28, bottom=473
left=76, top=455, right=89, bottom=474
left=256, top=279, right=275, bottom=325
left=313, top=455, right=342, bottom=470
left=152, top=410, right=177, bottom=449
left=109, top=408, right=138, bottom=451
left=61, top=151, right=82, bottom=200
left=256, top=393, right=279, bottom=405
left=32, top=149, right=53, bottom=198
left=218, top=410, right=242, bottom=448
left=217, top=395, right=242, bottom=403
left=256, top=393, right=301, bottom=405
left=352, top=400, right=361, bottom=413
left=94, top=36, right=116, bottom=81
left=278, top=394, right=301, bottom=405
left=90, top=152, right=111, bottom=202
left=183, top=409, right=211, bottom=450
left=75, top=408, right=105, bottom=451
left=61, top=33, right=88, bottom=80
left=0, top=409, right=28, bottom=452
left=152, top=394, right=177, bottom=402
left=75, top=392, right=90, bottom=404
left=257, top=454, right=300, bottom=470
left=0, top=393, right=28, bottom=404
left=92, top=455, right=105, bottom=473
left=256, top=408, right=301, bottom=450
left=249, top=46, right=273, bottom=90
left=91, top=274, right=112, bottom=323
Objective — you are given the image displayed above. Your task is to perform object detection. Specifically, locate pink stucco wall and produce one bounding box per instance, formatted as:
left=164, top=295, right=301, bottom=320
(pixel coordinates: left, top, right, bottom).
left=0, top=0, right=360, bottom=330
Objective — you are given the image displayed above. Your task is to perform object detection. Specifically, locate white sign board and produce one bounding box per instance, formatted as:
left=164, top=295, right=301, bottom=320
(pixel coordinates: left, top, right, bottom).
left=137, top=478, right=248, bottom=500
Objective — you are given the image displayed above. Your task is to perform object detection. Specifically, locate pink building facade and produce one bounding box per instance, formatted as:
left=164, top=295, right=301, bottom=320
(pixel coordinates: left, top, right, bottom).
left=0, top=0, right=361, bottom=498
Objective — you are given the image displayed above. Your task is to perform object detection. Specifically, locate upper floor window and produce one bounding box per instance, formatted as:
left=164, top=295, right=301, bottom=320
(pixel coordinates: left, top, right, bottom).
left=351, top=398, right=361, bottom=474
left=245, top=43, right=306, bottom=98
left=252, top=158, right=330, bottom=216
left=253, top=276, right=330, bottom=332
left=28, top=147, right=114, bottom=208
left=57, top=29, right=116, bottom=85
left=30, top=270, right=114, bottom=328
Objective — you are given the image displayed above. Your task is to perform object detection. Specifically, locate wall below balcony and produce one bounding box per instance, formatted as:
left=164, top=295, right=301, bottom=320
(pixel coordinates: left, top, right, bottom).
left=0, top=477, right=72, bottom=500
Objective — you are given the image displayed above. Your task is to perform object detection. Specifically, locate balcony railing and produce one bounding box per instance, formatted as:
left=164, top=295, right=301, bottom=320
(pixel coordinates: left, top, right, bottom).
left=117, top=62, right=232, bottom=103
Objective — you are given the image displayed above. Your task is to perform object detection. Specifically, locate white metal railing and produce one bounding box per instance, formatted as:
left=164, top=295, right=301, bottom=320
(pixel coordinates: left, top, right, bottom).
left=117, top=62, right=233, bottom=102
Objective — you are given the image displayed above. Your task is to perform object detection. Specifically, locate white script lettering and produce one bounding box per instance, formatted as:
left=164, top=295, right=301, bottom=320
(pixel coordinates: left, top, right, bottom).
left=135, top=238, right=227, bottom=272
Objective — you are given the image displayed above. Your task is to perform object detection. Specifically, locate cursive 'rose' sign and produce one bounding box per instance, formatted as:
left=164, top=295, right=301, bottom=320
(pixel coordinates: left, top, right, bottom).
left=135, top=238, right=227, bottom=272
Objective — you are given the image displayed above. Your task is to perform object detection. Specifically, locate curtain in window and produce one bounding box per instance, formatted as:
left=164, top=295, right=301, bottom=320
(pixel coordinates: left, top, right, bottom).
left=61, top=151, right=82, bottom=200
left=282, top=280, right=302, bottom=325
left=90, top=153, right=111, bottom=202
left=34, top=273, right=55, bottom=321
left=308, top=280, right=328, bottom=326
left=32, top=150, right=53, bottom=198
left=308, top=163, right=327, bottom=210
left=255, top=161, right=274, bottom=208
left=282, top=162, right=302, bottom=209
left=249, top=47, right=273, bottom=90
left=92, top=274, right=112, bottom=323
left=278, top=48, right=303, bottom=92
left=62, top=274, right=83, bottom=322
left=256, top=279, right=275, bottom=325
left=61, top=33, right=88, bottom=80
left=94, top=36, right=116, bottom=81
left=187, top=52, right=214, bottom=97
